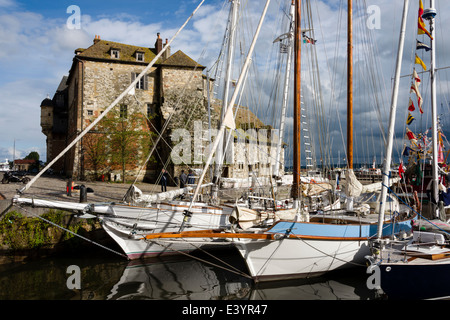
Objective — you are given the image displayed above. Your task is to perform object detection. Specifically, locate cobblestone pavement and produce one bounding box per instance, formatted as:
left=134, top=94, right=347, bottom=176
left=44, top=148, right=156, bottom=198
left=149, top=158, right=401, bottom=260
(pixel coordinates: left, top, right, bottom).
left=0, top=173, right=177, bottom=203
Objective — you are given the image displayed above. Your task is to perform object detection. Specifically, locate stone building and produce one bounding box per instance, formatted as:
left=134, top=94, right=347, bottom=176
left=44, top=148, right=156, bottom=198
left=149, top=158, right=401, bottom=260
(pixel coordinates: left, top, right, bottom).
left=41, top=34, right=284, bottom=184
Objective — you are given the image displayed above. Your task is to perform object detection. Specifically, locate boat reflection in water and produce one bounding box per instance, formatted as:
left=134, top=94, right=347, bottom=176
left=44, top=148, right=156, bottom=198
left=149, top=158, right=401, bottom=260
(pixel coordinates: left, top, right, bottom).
left=0, top=249, right=377, bottom=300
left=107, top=249, right=253, bottom=300
left=107, top=249, right=377, bottom=300
left=251, top=271, right=377, bottom=300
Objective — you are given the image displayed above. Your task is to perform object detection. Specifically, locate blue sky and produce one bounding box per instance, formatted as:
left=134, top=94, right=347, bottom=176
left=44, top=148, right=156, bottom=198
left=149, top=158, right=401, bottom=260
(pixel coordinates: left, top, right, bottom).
left=1, top=0, right=450, bottom=169
left=0, top=0, right=225, bottom=162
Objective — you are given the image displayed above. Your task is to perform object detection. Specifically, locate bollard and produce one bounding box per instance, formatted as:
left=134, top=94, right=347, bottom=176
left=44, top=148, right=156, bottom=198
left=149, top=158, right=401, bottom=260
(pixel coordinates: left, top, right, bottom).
left=67, top=178, right=73, bottom=197
left=79, top=184, right=87, bottom=203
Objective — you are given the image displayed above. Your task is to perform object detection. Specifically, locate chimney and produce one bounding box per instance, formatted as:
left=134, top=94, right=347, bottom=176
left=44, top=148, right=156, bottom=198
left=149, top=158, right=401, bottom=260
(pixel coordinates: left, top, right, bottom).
left=163, top=38, right=171, bottom=59
left=155, top=33, right=163, bottom=54
left=94, top=35, right=101, bottom=44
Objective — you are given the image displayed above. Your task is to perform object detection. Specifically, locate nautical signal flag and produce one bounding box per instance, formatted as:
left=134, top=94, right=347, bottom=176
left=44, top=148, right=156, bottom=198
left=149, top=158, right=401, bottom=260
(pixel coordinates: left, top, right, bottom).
left=408, top=98, right=415, bottom=112
left=438, top=143, right=444, bottom=163
left=413, top=69, right=421, bottom=85
left=399, top=161, right=405, bottom=178
left=302, top=32, right=316, bottom=44
left=416, top=40, right=431, bottom=51
left=410, top=79, right=424, bottom=113
left=415, top=54, right=427, bottom=71
left=406, top=128, right=417, bottom=142
left=407, top=113, right=415, bottom=125
left=402, top=146, right=413, bottom=156
left=418, top=0, right=433, bottom=40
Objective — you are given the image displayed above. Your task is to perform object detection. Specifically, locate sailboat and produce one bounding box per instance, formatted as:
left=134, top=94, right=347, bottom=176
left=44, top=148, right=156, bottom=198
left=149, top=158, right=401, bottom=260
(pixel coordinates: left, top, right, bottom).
left=141, top=0, right=415, bottom=282
left=11, top=1, right=245, bottom=259
left=11, top=0, right=301, bottom=260
left=366, top=0, right=450, bottom=300
left=11, top=0, right=413, bottom=271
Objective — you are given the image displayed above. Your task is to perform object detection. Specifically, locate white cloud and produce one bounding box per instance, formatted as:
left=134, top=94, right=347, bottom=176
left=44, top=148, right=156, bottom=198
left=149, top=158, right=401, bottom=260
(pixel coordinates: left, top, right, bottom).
left=0, top=0, right=15, bottom=8
left=1, top=0, right=450, bottom=167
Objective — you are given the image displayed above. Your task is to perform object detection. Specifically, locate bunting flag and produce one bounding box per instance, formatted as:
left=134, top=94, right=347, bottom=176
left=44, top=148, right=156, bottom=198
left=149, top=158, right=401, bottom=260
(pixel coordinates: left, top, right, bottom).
left=410, top=79, right=424, bottom=113
left=416, top=40, right=431, bottom=51
left=302, top=32, right=317, bottom=44
left=415, top=54, right=427, bottom=71
left=399, top=161, right=405, bottom=179
left=406, top=128, right=417, bottom=142
left=413, top=69, right=421, bottom=85
left=418, top=0, right=433, bottom=40
left=438, top=143, right=445, bottom=163
left=408, top=97, right=415, bottom=112
left=402, top=146, right=413, bottom=156
left=407, top=112, right=415, bottom=125
left=438, top=132, right=445, bottom=163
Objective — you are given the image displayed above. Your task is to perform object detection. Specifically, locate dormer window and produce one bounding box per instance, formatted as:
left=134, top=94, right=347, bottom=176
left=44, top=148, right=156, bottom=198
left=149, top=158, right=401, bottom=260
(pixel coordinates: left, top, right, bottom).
left=111, top=48, right=120, bottom=59
left=136, top=51, right=144, bottom=62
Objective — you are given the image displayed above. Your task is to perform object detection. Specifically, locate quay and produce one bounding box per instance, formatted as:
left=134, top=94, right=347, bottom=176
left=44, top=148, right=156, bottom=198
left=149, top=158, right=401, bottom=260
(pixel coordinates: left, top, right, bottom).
left=0, top=175, right=178, bottom=264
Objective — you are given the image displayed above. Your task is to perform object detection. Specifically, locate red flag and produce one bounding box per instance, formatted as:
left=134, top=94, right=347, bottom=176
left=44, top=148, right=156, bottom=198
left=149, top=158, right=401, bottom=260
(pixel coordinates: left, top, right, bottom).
left=408, top=98, right=415, bottom=111
left=406, top=128, right=417, bottom=141
left=418, top=0, right=433, bottom=40
left=399, top=161, right=405, bottom=178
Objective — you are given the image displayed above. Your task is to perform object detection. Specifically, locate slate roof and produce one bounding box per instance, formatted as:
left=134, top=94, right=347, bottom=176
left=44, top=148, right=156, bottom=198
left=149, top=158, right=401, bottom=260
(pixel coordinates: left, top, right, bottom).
left=161, top=50, right=205, bottom=69
left=75, top=39, right=158, bottom=64
left=74, top=38, right=204, bottom=70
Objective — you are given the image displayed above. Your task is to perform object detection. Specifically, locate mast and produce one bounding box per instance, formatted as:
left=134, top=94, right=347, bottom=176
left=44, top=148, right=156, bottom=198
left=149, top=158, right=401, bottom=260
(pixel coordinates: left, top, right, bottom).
left=214, top=0, right=239, bottom=189
left=347, top=0, right=353, bottom=170
left=429, top=0, right=439, bottom=218
left=292, top=0, right=301, bottom=206
left=377, top=0, right=410, bottom=239
left=274, top=0, right=295, bottom=179
left=181, top=0, right=272, bottom=228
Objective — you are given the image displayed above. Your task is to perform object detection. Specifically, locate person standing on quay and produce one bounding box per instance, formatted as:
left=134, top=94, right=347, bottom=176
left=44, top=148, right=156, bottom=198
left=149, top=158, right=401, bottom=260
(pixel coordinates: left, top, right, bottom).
left=179, top=170, right=187, bottom=188
left=161, top=169, right=168, bottom=192
left=187, top=170, right=195, bottom=185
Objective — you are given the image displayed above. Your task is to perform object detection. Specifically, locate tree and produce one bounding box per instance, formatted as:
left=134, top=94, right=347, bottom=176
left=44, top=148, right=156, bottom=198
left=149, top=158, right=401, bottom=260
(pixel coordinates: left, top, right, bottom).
left=101, top=104, right=154, bottom=182
left=24, top=151, right=39, bottom=161
left=83, top=128, right=108, bottom=179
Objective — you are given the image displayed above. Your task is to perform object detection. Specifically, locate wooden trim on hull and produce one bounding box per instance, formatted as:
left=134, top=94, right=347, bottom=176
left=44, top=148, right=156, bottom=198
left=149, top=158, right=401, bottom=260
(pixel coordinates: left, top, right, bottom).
left=143, top=229, right=369, bottom=242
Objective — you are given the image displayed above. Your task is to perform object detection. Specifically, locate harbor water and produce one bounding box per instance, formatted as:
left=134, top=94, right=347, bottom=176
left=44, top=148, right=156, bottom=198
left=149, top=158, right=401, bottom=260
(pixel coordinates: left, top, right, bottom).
left=0, top=247, right=378, bottom=301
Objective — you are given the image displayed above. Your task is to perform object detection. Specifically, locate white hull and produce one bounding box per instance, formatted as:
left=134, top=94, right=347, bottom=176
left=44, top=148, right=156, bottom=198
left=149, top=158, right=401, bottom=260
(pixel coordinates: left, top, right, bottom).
left=13, top=196, right=234, bottom=259
left=235, top=238, right=370, bottom=282
left=100, top=201, right=234, bottom=259
left=103, top=220, right=233, bottom=259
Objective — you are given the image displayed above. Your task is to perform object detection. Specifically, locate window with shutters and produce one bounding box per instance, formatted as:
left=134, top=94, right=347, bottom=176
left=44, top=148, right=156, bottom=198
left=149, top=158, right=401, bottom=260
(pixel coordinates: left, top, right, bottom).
left=131, top=72, right=148, bottom=90
left=120, top=105, right=128, bottom=118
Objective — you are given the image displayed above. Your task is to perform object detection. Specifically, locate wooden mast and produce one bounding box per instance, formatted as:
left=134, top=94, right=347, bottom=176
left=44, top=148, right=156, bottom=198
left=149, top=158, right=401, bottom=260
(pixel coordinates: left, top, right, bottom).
left=292, top=0, right=301, bottom=202
left=347, top=0, right=353, bottom=169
